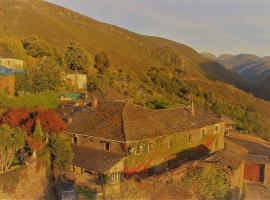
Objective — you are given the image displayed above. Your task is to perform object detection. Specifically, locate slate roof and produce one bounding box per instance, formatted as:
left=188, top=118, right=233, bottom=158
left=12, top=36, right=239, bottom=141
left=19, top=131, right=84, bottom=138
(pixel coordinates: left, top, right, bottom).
left=73, top=146, right=124, bottom=173
left=205, top=139, right=247, bottom=169
left=56, top=99, right=222, bottom=142
left=87, top=88, right=133, bottom=102
left=221, top=115, right=236, bottom=125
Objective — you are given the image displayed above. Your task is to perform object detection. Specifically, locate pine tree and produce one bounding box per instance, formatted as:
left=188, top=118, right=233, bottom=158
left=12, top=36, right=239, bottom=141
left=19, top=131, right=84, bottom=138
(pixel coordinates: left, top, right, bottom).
left=33, top=119, right=43, bottom=142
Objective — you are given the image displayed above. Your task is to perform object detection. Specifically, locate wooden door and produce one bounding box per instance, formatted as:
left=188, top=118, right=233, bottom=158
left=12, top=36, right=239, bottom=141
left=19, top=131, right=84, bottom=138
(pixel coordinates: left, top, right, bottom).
left=244, top=162, right=264, bottom=182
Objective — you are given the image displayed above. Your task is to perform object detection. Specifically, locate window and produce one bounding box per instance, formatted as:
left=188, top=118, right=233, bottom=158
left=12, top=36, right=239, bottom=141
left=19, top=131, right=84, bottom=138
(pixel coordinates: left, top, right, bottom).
left=201, top=129, right=206, bottom=140
left=73, top=136, right=78, bottom=145
left=188, top=134, right=192, bottom=143
left=105, top=142, right=111, bottom=151
left=137, top=144, right=144, bottom=155
left=128, top=147, right=136, bottom=155
left=214, top=125, right=219, bottom=135
left=148, top=141, right=154, bottom=152
left=168, top=138, right=173, bottom=148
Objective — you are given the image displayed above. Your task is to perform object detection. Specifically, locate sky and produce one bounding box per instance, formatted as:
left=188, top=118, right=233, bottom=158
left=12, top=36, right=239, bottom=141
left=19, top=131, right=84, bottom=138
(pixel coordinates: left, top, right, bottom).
left=46, top=0, right=270, bottom=57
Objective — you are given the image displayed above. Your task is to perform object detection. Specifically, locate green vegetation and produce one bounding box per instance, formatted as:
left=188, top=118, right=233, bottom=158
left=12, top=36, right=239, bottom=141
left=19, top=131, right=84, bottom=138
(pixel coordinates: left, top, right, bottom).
left=49, top=134, right=73, bottom=176
left=75, top=185, right=96, bottom=200
left=64, top=42, right=93, bottom=73
left=183, top=165, right=228, bottom=200
left=0, top=125, right=25, bottom=173
left=22, top=36, right=53, bottom=58
left=0, top=0, right=270, bottom=141
left=146, top=100, right=173, bottom=109
left=33, top=120, right=44, bottom=142
left=0, top=91, right=59, bottom=109
left=94, top=52, right=110, bottom=74
left=16, top=58, right=65, bottom=93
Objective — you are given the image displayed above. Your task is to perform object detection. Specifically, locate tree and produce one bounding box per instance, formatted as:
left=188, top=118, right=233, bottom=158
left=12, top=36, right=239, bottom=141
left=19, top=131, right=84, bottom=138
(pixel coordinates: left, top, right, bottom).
left=33, top=119, right=43, bottom=142
left=94, top=52, right=110, bottom=74
left=184, top=165, right=228, bottom=200
left=22, top=36, right=52, bottom=58
left=0, top=125, right=25, bottom=173
left=49, top=134, right=73, bottom=176
left=0, top=109, right=66, bottom=135
left=16, top=58, right=65, bottom=93
left=64, top=42, right=92, bottom=73
left=37, top=110, right=66, bottom=134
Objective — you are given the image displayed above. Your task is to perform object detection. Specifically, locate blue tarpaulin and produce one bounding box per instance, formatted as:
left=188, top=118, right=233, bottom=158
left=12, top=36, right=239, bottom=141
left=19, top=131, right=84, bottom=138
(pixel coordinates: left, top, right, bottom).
left=0, top=65, right=23, bottom=76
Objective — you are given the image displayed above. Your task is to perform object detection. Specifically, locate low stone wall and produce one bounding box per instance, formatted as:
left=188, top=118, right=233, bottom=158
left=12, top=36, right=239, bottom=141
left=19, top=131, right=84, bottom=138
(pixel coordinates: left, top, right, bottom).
left=0, top=159, right=50, bottom=200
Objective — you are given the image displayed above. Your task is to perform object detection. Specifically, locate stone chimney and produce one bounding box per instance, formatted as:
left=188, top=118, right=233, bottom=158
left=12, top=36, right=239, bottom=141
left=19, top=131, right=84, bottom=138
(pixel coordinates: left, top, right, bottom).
left=191, top=101, right=195, bottom=116
left=92, top=97, right=98, bottom=108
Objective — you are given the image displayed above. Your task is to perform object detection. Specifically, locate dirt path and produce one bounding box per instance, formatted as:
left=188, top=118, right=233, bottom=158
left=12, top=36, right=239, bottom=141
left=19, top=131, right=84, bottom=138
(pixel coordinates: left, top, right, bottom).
left=245, top=181, right=270, bottom=200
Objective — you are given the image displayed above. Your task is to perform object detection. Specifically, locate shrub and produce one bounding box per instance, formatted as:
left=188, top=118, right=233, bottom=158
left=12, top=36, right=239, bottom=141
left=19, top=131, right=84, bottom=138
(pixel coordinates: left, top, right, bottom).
left=183, top=165, right=228, bottom=200
left=33, top=119, right=44, bottom=142
left=49, top=134, right=73, bottom=176
left=0, top=91, right=59, bottom=109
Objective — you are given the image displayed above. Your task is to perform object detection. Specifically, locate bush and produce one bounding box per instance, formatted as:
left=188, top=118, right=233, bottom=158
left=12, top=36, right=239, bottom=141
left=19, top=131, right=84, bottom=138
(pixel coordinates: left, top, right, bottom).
left=0, top=91, right=59, bottom=109
left=183, top=165, right=228, bottom=200
left=33, top=119, right=44, bottom=142
left=146, top=100, right=173, bottom=110
left=49, top=134, right=73, bottom=176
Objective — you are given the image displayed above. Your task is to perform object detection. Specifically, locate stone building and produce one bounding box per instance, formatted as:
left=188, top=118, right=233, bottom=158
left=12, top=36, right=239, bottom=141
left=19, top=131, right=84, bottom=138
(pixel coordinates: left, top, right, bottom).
left=63, top=73, right=87, bottom=90
left=228, top=133, right=270, bottom=186
left=0, top=58, right=24, bottom=70
left=56, top=88, right=225, bottom=190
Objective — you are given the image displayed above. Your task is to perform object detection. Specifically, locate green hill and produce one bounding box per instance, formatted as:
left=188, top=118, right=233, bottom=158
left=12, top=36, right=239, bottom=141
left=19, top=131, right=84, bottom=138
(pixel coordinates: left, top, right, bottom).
left=1, top=0, right=270, bottom=139
left=0, top=0, right=253, bottom=91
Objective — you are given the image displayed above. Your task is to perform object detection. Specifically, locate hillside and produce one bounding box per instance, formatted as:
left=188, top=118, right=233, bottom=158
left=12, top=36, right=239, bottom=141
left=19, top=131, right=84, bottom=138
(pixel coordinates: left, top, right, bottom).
left=1, top=0, right=270, bottom=139
left=0, top=0, right=254, bottom=92
left=257, top=77, right=270, bottom=101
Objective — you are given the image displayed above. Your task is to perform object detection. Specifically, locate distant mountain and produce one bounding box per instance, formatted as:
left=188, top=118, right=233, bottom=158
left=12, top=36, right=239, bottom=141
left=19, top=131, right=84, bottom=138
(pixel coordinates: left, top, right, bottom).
left=217, top=54, right=270, bottom=86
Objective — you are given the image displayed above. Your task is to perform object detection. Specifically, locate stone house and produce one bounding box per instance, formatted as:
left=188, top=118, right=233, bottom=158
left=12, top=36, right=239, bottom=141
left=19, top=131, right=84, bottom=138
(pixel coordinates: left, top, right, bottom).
left=228, top=133, right=270, bottom=187
left=56, top=89, right=225, bottom=190
left=0, top=58, right=24, bottom=70
left=63, top=73, right=87, bottom=90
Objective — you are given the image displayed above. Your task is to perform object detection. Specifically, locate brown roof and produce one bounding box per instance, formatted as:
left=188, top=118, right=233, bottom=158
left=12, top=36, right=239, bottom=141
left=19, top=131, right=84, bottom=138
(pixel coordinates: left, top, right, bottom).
left=56, top=101, right=222, bottom=142
left=122, top=104, right=222, bottom=141
left=73, top=146, right=124, bottom=173
left=221, top=115, right=236, bottom=125
left=87, top=88, right=132, bottom=102
left=204, top=139, right=247, bottom=169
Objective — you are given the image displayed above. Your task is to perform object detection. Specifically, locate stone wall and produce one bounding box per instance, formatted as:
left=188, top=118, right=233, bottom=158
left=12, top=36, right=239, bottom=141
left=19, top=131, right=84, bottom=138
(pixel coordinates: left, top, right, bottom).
left=0, top=159, right=50, bottom=200
left=229, top=162, right=245, bottom=200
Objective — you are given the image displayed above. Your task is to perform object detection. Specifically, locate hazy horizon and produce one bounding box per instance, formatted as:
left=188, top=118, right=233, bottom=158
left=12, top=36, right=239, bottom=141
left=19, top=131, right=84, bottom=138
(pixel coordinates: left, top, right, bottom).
left=46, top=0, right=270, bottom=57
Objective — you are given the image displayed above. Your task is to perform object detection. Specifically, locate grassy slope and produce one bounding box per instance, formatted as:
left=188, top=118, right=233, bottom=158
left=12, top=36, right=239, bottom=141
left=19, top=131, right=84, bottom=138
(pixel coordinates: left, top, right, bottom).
left=1, top=0, right=270, bottom=137
left=0, top=0, right=253, bottom=90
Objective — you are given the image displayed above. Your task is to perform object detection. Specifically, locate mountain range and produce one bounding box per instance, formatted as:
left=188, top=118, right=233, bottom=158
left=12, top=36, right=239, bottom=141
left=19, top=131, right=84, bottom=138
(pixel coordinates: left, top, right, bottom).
left=201, top=52, right=270, bottom=100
